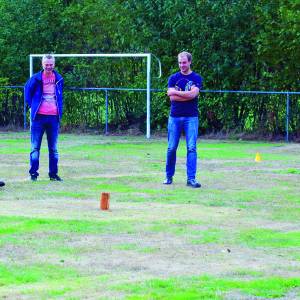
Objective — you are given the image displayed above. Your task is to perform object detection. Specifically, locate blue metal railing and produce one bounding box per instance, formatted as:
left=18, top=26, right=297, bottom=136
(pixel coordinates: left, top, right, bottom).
left=66, top=87, right=300, bottom=142
left=202, top=89, right=300, bottom=143
left=0, top=85, right=25, bottom=128
left=1, top=86, right=299, bottom=141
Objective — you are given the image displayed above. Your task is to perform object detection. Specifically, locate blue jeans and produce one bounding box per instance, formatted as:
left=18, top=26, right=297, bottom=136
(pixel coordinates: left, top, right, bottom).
left=29, top=115, right=60, bottom=177
left=165, top=116, right=199, bottom=180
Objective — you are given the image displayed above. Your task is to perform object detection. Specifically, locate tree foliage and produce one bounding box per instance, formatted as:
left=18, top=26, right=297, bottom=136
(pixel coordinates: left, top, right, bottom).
left=0, top=0, right=299, bottom=136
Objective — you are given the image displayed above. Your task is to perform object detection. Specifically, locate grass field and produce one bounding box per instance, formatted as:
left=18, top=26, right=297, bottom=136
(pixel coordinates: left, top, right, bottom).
left=0, top=132, right=300, bottom=299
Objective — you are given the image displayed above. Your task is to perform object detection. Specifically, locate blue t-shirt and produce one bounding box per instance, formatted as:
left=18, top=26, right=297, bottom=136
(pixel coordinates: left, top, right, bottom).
left=168, top=71, right=203, bottom=117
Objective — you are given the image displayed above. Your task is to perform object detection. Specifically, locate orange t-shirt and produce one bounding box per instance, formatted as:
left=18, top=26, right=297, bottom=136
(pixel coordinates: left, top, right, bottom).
left=38, top=72, right=58, bottom=115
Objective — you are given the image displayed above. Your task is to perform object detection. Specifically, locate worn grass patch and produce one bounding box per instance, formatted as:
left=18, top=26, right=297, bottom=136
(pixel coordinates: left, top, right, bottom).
left=276, top=168, right=300, bottom=175
left=114, top=275, right=300, bottom=300
left=239, top=228, right=300, bottom=248
left=1, top=133, right=300, bottom=298
left=0, top=215, right=136, bottom=236
left=0, top=263, right=78, bottom=286
left=271, top=207, right=300, bottom=221
left=191, top=228, right=223, bottom=244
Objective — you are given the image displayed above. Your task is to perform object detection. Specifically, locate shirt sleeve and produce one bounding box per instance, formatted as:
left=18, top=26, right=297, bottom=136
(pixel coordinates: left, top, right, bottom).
left=195, top=75, right=203, bottom=90
left=24, top=76, right=34, bottom=107
left=168, top=74, right=176, bottom=88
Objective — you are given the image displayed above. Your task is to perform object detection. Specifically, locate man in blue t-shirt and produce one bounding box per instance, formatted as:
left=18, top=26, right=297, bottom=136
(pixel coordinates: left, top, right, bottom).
left=163, top=51, right=203, bottom=188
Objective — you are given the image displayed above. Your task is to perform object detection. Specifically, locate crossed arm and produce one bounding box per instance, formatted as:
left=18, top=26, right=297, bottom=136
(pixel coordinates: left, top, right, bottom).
left=167, top=86, right=200, bottom=102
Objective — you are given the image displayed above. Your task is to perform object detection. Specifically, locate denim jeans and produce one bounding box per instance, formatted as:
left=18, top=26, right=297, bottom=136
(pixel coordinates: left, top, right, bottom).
left=29, top=115, right=59, bottom=177
left=165, top=116, right=199, bottom=180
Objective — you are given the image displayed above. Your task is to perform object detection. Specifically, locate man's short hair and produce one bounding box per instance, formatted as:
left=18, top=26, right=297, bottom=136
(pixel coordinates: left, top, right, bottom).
left=42, top=54, right=55, bottom=63
left=178, top=51, right=192, bottom=62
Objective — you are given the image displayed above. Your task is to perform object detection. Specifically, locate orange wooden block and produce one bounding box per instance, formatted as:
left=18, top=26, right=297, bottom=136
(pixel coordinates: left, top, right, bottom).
left=100, top=192, right=110, bottom=210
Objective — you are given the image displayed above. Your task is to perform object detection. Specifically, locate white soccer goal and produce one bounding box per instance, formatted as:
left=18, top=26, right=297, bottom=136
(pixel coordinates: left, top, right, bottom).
left=29, top=53, right=162, bottom=138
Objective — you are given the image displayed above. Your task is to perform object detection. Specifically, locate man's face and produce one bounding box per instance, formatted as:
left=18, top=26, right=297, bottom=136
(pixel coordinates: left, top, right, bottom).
left=42, top=58, right=55, bottom=74
left=178, top=55, right=191, bottom=74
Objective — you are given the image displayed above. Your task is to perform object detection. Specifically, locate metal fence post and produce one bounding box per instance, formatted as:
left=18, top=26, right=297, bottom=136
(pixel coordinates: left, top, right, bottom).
left=286, top=93, right=290, bottom=142
left=23, top=88, right=27, bottom=130
left=105, top=89, right=108, bottom=135
left=146, top=54, right=151, bottom=139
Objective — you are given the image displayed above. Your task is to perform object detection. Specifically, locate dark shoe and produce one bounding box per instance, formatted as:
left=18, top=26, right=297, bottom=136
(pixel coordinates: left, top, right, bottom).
left=187, top=179, right=201, bottom=188
left=30, top=175, right=37, bottom=181
left=163, top=177, right=173, bottom=185
left=50, top=175, right=63, bottom=181
left=0, top=181, right=5, bottom=187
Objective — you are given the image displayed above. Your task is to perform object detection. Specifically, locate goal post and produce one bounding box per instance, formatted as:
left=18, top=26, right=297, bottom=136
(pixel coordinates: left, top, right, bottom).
left=29, top=53, right=161, bottom=138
